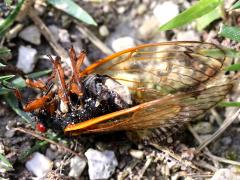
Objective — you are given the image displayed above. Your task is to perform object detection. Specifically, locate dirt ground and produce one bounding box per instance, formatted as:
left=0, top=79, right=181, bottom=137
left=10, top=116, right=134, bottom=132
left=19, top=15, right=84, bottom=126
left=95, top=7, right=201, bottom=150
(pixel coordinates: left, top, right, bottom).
left=0, top=0, right=240, bottom=179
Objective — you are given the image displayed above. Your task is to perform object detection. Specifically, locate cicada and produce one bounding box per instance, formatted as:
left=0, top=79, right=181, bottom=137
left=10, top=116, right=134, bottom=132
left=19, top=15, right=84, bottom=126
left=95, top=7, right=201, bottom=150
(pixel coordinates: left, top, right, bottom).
left=22, top=41, right=233, bottom=142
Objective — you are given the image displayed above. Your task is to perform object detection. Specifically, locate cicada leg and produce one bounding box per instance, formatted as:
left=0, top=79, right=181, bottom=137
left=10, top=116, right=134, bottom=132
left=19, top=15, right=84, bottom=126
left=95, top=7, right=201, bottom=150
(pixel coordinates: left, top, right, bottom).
left=68, top=47, right=86, bottom=97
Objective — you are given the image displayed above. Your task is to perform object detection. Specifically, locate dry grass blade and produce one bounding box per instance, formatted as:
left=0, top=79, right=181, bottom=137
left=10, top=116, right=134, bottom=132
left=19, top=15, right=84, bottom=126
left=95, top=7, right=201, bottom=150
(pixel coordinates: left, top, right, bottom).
left=188, top=123, right=240, bottom=166
left=197, top=109, right=240, bottom=151
left=14, top=127, right=82, bottom=158
left=28, top=8, right=68, bottom=59
left=76, top=22, right=113, bottom=55
left=150, top=143, right=200, bottom=171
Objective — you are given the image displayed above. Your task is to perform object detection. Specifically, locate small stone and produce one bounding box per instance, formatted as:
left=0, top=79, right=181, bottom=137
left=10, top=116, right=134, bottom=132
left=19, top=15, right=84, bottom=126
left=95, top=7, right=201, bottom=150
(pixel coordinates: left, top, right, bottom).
left=25, top=152, right=53, bottom=178
left=48, top=25, right=59, bottom=42
left=137, top=4, right=147, bottom=15
left=153, top=1, right=179, bottom=25
left=99, top=25, right=109, bottom=37
left=58, top=28, right=70, bottom=44
left=45, top=148, right=57, bottom=160
left=68, top=156, right=86, bottom=178
left=4, top=129, right=15, bottom=138
left=211, top=168, right=238, bottom=180
left=85, top=148, right=118, bottom=180
left=49, top=25, right=70, bottom=44
left=117, top=6, right=126, bottom=14
left=176, top=30, right=200, bottom=41
left=193, top=122, right=213, bottom=134
left=221, top=137, right=232, bottom=146
left=17, top=46, right=37, bottom=73
left=111, top=36, right=135, bottom=52
left=138, top=16, right=160, bottom=39
left=129, top=149, right=144, bottom=159
left=19, top=25, right=41, bottom=45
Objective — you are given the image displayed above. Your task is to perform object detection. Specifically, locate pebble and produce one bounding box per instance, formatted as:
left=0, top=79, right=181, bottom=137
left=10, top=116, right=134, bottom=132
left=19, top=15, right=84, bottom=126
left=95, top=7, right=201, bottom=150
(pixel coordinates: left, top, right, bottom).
left=45, top=148, right=57, bottom=160
left=48, top=25, right=70, bottom=44
left=4, top=129, right=15, bottom=138
left=129, top=149, right=144, bottom=159
left=138, top=16, right=160, bottom=39
left=111, top=36, right=135, bottom=52
left=68, top=156, right=86, bottom=178
left=16, top=46, right=37, bottom=73
left=137, top=4, right=147, bottom=15
left=85, top=148, right=118, bottom=180
left=176, top=30, right=200, bottom=41
left=48, top=25, right=59, bottom=42
left=153, top=1, right=179, bottom=25
left=221, top=137, right=232, bottom=146
left=99, top=25, right=109, bottom=37
left=19, top=25, right=41, bottom=45
left=25, top=152, right=53, bottom=178
left=211, top=168, right=238, bottom=180
left=192, top=122, right=213, bottom=134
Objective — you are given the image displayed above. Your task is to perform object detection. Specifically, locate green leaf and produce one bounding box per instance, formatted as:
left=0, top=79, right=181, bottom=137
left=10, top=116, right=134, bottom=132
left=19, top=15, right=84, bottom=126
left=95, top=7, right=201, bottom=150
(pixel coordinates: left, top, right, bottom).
left=47, top=0, right=97, bottom=26
left=159, top=0, right=221, bottom=31
left=0, top=62, right=6, bottom=67
left=199, top=47, right=240, bottom=59
left=26, top=69, right=52, bottom=79
left=4, top=93, right=33, bottom=125
left=0, top=75, right=15, bottom=81
left=219, top=24, right=240, bottom=42
left=230, top=0, right=240, bottom=10
left=196, top=5, right=222, bottom=31
left=0, top=0, right=25, bottom=37
left=225, top=64, right=240, bottom=71
left=0, top=69, right=51, bottom=95
left=0, top=47, right=11, bottom=60
left=220, top=102, right=240, bottom=107
left=0, top=153, right=13, bottom=171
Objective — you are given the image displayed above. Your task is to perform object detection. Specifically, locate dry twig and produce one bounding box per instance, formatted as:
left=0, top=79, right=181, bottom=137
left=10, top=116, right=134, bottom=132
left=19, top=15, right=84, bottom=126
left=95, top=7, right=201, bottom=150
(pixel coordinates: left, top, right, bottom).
left=14, top=127, right=83, bottom=158
left=76, top=22, right=113, bottom=55
left=28, top=8, right=68, bottom=59
left=197, top=109, right=240, bottom=151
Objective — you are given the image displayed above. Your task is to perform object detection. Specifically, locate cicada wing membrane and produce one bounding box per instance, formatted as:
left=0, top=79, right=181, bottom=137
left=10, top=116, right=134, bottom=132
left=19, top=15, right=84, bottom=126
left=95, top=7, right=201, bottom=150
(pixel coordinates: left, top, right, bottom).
left=81, top=41, right=227, bottom=102
left=65, top=80, right=232, bottom=138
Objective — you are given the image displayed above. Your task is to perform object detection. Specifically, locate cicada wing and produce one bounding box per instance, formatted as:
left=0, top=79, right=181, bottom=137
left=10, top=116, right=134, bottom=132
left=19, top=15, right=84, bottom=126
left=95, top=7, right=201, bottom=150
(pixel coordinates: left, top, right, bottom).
left=82, top=42, right=227, bottom=101
left=76, top=81, right=232, bottom=136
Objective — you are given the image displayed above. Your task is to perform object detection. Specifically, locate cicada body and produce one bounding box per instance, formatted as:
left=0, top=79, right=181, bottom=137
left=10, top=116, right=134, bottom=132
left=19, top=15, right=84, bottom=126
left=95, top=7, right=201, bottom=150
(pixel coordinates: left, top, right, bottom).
left=23, top=41, right=233, bottom=142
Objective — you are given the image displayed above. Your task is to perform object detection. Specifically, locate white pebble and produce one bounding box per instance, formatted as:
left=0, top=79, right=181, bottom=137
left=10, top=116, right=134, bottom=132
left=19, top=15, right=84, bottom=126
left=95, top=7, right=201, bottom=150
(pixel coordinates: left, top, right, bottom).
left=25, top=152, right=53, bottom=178
left=19, top=25, right=41, bottom=45
left=176, top=30, right=200, bottom=41
left=17, top=46, right=37, bottom=73
left=99, top=25, right=109, bottom=37
left=68, top=156, right=86, bottom=178
left=129, top=149, right=144, bottom=159
left=111, top=36, right=135, bottom=52
left=153, top=1, right=179, bottom=25
left=85, top=148, right=118, bottom=180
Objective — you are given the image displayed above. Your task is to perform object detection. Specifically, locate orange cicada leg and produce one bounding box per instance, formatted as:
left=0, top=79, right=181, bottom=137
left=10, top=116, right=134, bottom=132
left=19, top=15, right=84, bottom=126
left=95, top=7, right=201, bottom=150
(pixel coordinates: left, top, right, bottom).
left=25, top=79, right=48, bottom=91
left=48, top=55, right=69, bottom=105
left=68, top=47, right=86, bottom=97
left=23, top=92, right=54, bottom=112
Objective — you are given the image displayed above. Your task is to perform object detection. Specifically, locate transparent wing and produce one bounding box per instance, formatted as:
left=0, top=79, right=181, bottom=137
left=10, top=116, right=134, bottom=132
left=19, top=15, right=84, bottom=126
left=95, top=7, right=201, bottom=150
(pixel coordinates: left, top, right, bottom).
left=81, top=41, right=226, bottom=101
left=69, top=80, right=232, bottom=135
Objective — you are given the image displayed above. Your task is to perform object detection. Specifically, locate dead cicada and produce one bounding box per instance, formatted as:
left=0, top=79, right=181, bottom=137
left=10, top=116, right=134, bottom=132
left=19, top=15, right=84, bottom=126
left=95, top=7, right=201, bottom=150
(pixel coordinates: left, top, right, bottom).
left=21, top=41, right=233, bottom=142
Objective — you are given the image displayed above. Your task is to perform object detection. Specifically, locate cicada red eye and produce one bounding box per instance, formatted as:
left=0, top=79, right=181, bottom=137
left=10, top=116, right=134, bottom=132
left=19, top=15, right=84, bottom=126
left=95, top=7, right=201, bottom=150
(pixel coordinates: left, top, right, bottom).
left=36, top=122, right=47, bottom=133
